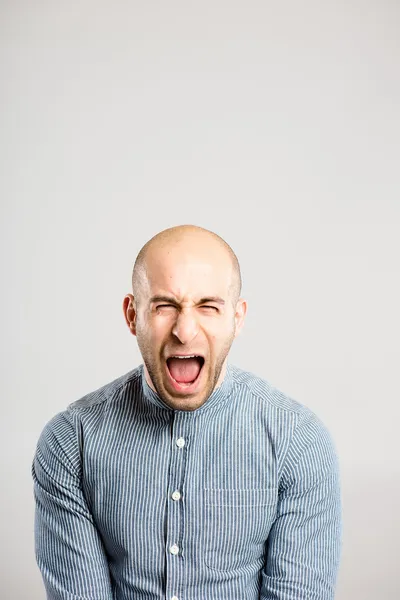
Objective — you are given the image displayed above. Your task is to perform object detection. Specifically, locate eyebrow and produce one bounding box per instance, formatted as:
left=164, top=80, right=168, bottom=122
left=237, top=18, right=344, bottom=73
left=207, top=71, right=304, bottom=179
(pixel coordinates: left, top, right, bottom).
left=149, top=295, right=225, bottom=306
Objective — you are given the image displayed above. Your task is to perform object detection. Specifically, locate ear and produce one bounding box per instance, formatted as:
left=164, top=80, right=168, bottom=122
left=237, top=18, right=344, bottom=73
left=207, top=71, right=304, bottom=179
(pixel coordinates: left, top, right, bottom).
left=234, top=297, right=247, bottom=338
left=123, top=294, right=137, bottom=336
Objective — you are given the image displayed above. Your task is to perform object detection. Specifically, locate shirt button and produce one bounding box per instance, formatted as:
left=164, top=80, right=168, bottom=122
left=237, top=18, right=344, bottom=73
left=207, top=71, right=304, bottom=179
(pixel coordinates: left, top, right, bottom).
left=171, top=596, right=179, bottom=600
left=171, top=490, right=181, bottom=501
left=169, top=543, right=179, bottom=555
left=176, top=437, right=185, bottom=448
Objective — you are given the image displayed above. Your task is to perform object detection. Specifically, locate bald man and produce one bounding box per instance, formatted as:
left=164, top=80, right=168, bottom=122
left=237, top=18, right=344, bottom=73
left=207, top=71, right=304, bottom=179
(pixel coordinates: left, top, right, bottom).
left=32, top=225, right=342, bottom=600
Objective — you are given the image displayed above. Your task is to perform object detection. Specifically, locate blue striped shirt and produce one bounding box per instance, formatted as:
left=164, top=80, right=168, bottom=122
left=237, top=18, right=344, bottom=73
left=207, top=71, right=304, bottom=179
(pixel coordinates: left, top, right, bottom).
left=32, top=364, right=342, bottom=599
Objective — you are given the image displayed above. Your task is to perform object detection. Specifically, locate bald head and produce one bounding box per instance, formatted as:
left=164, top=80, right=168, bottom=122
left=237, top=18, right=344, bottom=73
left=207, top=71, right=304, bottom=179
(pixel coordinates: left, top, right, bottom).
left=131, top=225, right=242, bottom=305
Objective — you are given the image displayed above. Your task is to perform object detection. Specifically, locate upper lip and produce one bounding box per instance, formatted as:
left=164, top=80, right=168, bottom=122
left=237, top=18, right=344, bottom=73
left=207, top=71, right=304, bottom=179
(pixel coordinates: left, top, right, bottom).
left=165, top=353, right=204, bottom=359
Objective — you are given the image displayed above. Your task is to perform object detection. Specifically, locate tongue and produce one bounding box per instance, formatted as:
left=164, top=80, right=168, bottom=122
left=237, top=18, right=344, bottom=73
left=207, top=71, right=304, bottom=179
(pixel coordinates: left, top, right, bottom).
left=168, top=357, right=202, bottom=383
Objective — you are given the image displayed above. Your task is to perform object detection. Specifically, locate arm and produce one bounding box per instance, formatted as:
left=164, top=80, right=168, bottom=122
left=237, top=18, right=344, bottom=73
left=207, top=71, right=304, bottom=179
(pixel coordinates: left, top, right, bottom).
left=32, top=411, right=114, bottom=600
left=261, top=412, right=342, bottom=599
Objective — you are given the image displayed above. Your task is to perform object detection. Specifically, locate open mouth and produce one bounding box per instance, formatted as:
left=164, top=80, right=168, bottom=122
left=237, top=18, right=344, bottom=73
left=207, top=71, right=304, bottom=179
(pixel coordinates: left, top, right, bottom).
left=166, top=355, right=205, bottom=389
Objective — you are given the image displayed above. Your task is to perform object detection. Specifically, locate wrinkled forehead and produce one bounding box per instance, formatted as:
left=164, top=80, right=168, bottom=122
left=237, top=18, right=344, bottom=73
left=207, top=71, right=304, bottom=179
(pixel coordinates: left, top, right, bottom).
left=143, top=249, right=233, bottom=300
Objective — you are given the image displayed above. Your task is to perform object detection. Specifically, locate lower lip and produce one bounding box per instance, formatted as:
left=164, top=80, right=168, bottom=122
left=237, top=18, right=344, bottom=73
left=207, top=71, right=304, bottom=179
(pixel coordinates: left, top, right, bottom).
left=165, top=361, right=204, bottom=394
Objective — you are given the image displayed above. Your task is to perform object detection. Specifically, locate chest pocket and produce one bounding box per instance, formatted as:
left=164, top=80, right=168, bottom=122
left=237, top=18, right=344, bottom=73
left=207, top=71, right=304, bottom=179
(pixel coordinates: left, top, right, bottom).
left=203, top=488, right=278, bottom=572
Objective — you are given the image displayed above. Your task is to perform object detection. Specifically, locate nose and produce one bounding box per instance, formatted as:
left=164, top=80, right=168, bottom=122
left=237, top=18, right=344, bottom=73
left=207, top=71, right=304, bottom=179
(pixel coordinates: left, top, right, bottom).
left=171, top=310, right=199, bottom=345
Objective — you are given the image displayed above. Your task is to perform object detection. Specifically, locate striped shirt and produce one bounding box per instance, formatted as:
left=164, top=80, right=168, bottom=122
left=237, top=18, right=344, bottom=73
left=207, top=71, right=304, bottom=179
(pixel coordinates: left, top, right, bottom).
left=32, top=363, right=342, bottom=600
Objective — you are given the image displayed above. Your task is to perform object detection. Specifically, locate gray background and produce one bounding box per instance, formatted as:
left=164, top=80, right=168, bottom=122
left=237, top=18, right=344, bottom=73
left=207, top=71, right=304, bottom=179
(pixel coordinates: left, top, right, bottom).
left=1, top=1, right=399, bottom=598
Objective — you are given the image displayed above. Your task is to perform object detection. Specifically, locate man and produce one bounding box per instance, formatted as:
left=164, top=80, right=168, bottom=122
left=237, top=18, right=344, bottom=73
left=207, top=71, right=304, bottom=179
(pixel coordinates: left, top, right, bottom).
left=32, top=224, right=342, bottom=600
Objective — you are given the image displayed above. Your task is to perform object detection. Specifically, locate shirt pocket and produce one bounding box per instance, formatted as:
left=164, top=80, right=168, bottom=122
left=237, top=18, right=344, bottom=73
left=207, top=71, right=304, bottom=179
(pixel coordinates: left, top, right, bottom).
left=203, top=488, right=277, bottom=572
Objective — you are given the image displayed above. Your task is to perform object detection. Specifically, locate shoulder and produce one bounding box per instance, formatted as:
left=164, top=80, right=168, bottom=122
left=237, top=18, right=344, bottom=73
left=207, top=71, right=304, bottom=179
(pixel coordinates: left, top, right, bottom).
left=229, top=363, right=312, bottom=418
left=35, top=366, right=143, bottom=456
left=67, top=365, right=142, bottom=414
left=228, top=364, right=337, bottom=460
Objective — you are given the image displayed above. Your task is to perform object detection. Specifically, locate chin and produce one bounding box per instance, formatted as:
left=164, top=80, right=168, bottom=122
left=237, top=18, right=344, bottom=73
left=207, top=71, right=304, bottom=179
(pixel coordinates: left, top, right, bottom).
left=163, top=391, right=210, bottom=411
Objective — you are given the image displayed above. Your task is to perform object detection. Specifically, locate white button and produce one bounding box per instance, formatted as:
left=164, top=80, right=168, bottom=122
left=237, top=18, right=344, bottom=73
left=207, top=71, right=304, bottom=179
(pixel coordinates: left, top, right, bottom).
left=169, top=543, right=179, bottom=555
left=171, top=490, right=181, bottom=501
left=176, top=437, right=185, bottom=448
left=171, top=596, right=179, bottom=600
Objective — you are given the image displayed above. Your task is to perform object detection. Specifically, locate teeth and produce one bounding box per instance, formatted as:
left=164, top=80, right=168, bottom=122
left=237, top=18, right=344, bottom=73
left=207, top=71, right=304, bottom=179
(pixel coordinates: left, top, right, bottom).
left=171, top=355, right=197, bottom=359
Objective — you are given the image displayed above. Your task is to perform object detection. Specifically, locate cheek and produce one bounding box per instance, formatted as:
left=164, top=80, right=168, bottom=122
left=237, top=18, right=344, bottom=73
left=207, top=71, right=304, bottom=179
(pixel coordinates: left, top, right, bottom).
left=146, top=317, right=174, bottom=343
left=205, top=321, right=234, bottom=346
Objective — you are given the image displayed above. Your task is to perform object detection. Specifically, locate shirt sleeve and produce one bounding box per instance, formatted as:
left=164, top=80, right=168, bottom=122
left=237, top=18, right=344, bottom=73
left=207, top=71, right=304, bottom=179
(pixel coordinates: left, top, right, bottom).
left=260, top=411, right=342, bottom=600
left=32, top=410, right=114, bottom=600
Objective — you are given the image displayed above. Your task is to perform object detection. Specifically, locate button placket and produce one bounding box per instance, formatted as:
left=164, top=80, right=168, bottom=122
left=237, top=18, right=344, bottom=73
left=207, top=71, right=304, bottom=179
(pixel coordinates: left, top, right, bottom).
left=165, top=412, right=192, bottom=600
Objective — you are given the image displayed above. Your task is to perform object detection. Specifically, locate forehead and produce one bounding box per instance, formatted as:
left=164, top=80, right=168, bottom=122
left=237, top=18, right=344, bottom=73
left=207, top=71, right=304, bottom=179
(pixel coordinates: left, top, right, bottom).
left=143, top=247, right=233, bottom=299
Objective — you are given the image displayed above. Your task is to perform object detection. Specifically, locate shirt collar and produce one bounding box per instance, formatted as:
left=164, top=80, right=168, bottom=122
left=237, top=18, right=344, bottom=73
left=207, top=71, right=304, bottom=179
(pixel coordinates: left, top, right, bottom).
left=140, top=362, right=235, bottom=414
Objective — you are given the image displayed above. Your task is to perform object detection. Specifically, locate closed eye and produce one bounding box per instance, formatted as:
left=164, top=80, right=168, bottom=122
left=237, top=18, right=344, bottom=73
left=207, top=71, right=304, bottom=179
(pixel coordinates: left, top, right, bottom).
left=200, top=305, right=219, bottom=311
left=156, top=304, right=177, bottom=309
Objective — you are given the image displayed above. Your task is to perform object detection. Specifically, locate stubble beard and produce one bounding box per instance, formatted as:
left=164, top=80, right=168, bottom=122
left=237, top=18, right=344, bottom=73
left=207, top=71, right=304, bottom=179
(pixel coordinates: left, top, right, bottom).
left=137, top=334, right=234, bottom=410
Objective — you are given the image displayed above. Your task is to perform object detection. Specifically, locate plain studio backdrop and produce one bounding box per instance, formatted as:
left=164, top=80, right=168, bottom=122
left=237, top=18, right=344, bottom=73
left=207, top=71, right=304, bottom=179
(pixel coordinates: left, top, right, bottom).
left=1, top=1, right=399, bottom=599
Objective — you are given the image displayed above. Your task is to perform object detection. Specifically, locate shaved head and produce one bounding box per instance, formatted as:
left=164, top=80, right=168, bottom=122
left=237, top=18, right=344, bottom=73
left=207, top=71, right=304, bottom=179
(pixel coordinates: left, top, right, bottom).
left=131, top=225, right=242, bottom=305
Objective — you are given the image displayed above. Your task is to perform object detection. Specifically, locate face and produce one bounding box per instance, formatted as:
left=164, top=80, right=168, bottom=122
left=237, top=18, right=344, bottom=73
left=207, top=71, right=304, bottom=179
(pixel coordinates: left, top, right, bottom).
left=123, top=244, right=246, bottom=410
